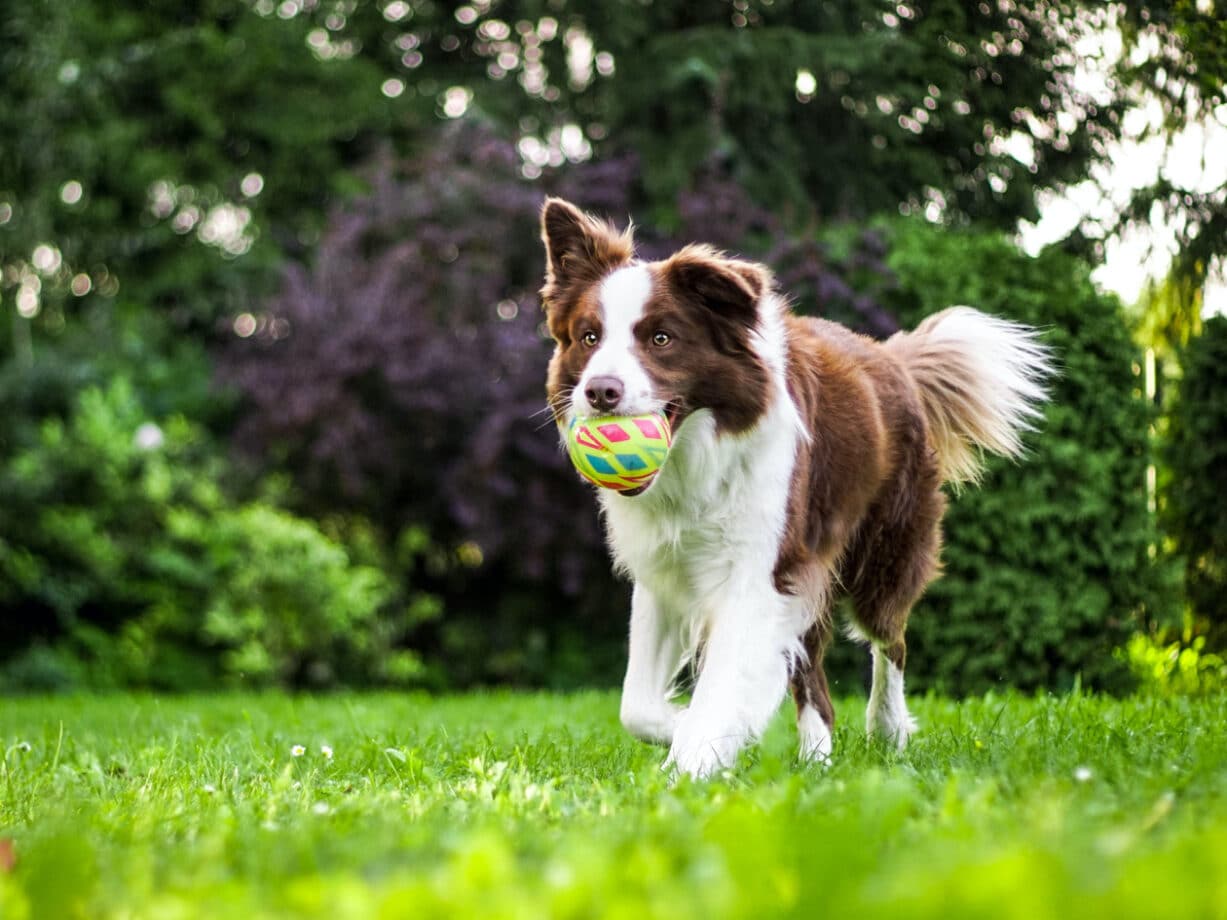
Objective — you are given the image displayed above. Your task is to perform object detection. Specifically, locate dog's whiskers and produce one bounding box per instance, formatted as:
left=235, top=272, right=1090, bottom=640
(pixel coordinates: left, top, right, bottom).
left=530, top=387, right=574, bottom=432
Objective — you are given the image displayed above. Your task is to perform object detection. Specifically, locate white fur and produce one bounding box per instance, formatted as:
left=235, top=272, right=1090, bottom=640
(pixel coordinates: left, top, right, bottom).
left=571, top=264, right=656, bottom=419
left=897, top=306, right=1054, bottom=483
left=619, top=583, right=685, bottom=745
left=924, top=307, right=1051, bottom=443
left=604, top=294, right=814, bottom=778
left=866, top=643, right=916, bottom=749
left=797, top=705, right=833, bottom=765
left=749, top=294, right=796, bottom=406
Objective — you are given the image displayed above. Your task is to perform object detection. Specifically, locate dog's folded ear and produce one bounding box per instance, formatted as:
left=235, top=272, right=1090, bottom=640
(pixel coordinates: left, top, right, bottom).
left=540, top=198, right=634, bottom=306
left=663, top=246, right=771, bottom=347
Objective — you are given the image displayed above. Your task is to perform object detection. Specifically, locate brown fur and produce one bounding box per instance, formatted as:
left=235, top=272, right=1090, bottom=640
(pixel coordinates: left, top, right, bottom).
left=541, top=199, right=635, bottom=421
left=541, top=203, right=772, bottom=434
left=539, top=199, right=1046, bottom=746
left=791, top=622, right=837, bottom=729
left=777, top=317, right=946, bottom=726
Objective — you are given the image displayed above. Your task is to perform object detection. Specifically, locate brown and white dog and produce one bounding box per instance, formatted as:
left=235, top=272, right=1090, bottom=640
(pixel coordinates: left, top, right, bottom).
left=539, top=198, right=1052, bottom=778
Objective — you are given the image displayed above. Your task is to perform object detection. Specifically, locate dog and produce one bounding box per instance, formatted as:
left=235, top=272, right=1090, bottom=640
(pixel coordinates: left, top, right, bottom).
left=539, top=198, right=1052, bottom=778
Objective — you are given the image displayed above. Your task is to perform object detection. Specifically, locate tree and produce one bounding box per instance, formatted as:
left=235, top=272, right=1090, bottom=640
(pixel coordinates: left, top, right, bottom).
left=328, top=0, right=1132, bottom=228
left=1112, top=1, right=1227, bottom=289
left=1163, top=316, right=1227, bottom=647
left=0, top=0, right=411, bottom=335
left=0, top=0, right=1168, bottom=343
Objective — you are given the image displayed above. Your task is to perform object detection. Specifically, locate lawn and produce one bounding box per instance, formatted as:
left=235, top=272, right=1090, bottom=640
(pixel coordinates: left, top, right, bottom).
left=1, top=691, right=1225, bottom=919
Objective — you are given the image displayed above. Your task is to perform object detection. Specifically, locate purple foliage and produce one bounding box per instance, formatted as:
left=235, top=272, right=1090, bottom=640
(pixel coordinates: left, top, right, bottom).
left=223, top=122, right=897, bottom=673
left=671, top=166, right=899, bottom=338
left=224, top=122, right=602, bottom=592
left=571, top=159, right=900, bottom=337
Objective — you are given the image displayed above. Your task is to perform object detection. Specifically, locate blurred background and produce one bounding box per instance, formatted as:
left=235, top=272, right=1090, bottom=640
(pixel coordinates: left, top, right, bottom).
left=1, top=0, right=1223, bottom=696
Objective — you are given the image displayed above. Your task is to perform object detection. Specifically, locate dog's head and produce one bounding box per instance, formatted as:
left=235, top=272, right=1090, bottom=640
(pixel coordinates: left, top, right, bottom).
left=539, top=197, right=773, bottom=438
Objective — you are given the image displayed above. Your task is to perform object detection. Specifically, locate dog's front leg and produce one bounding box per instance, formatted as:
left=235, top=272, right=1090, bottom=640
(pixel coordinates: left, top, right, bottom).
left=619, top=583, right=684, bottom=745
left=665, top=585, right=794, bottom=779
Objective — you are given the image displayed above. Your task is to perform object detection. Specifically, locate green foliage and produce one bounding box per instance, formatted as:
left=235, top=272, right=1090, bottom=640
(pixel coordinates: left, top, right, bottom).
left=867, top=220, right=1177, bottom=693
left=0, top=0, right=1186, bottom=341
left=0, top=379, right=432, bottom=690
left=1162, top=315, right=1227, bottom=644
left=0, top=0, right=406, bottom=327
left=1, top=0, right=1211, bottom=694
left=1131, top=266, right=1206, bottom=365
left=2, top=692, right=1227, bottom=917
left=1122, top=630, right=1227, bottom=696
left=593, top=1, right=1121, bottom=229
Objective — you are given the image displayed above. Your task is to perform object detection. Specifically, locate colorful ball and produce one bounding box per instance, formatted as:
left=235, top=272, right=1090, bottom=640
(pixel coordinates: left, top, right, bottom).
left=565, top=413, right=673, bottom=492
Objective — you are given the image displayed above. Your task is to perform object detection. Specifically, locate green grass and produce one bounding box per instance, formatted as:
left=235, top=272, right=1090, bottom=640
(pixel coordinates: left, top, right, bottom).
left=1, top=692, right=1225, bottom=919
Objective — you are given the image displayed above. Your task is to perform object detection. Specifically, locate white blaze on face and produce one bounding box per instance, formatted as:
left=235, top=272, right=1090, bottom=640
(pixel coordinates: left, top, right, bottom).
left=572, top=264, right=655, bottom=418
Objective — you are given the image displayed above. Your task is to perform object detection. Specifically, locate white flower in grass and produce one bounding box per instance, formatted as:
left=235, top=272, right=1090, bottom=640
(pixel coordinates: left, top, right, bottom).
left=291, top=744, right=306, bottom=757
left=312, top=801, right=330, bottom=815
left=202, top=784, right=217, bottom=794
left=1073, top=765, right=1093, bottom=783
left=320, top=745, right=333, bottom=759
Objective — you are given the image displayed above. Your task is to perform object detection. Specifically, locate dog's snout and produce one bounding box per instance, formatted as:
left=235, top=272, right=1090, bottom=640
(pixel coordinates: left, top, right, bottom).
left=585, top=376, right=625, bottom=412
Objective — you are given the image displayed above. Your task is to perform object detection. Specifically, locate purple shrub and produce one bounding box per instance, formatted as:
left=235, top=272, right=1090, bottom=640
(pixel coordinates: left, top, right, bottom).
left=669, top=165, right=899, bottom=338
left=224, top=123, right=598, bottom=595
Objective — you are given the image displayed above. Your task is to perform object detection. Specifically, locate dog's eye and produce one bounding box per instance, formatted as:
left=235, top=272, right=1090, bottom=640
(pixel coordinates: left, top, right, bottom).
left=652, top=331, right=672, bottom=347
left=581, top=331, right=600, bottom=348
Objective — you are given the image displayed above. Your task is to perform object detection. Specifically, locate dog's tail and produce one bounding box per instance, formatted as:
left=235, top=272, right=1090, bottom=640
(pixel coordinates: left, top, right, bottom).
left=885, top=306, right=1054, bottom=485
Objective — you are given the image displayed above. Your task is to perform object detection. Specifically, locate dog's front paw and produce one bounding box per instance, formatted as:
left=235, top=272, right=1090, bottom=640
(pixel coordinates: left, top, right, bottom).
left=620, top=700, right=684, bottom=746
left=662, top=711, right=742, bottom=779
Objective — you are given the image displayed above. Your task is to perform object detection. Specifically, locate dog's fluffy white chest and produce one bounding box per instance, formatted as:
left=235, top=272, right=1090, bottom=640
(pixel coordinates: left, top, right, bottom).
left=599, top=403, right=801, bottom=641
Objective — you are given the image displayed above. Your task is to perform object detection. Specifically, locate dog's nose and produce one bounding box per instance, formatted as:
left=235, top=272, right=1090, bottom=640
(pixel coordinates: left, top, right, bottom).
left=585, top=376, right=625, bottom=412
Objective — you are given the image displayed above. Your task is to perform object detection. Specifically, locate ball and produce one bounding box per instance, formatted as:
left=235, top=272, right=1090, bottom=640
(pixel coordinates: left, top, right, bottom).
left=566, top=412, right=673, bottom=492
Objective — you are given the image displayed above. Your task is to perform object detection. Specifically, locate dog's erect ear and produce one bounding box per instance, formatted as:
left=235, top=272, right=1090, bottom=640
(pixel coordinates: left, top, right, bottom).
left=540, top=198, right=634, bottom=305
left=663, top=245, right=770, bottom=343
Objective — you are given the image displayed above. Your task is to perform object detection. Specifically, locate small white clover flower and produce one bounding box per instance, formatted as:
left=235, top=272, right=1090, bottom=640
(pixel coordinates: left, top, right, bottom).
left=1073, top=766, right=1093, bottom=783
left=320, top=745, right=333, bottom=759
left=202, top=784, right=217, bottom=794
left=291, top=744, right=306, bottom=757
left=312, top=801, right=330, bottom=815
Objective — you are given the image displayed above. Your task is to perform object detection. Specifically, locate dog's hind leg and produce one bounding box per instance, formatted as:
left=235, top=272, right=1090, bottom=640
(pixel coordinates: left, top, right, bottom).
left=864, top=637, right=917, bottom=749
left=790, top=621, right=835, bottom=765
left=849, top=492, right=943, bottom=751
left=851, top=542, right=937, bottom=750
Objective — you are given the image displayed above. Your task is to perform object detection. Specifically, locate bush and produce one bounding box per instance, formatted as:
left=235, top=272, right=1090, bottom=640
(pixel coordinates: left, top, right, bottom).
left=0, top=378, right=432, bottom=690
left=1162, top=315, right=1227, bottom=646
left=1122, top=630, right=1227, bottom=697
left=852, top=220, right=1177, bottom=694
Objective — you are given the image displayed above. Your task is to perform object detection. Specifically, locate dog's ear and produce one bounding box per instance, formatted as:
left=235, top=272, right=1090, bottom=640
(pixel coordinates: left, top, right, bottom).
left=663, top=246, right=771, bottom=350
left=540, top=198, right=634, bottom=306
